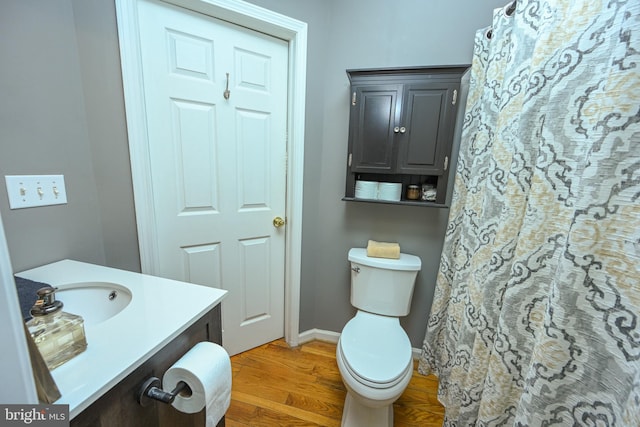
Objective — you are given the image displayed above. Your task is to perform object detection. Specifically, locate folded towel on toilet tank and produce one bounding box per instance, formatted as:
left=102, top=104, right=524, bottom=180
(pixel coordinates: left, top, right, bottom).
left=366, top=240, right=401, bottom=259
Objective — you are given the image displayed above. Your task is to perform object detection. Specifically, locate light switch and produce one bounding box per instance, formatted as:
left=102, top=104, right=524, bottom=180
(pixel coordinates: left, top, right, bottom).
left=4, top=175, right=68, bottom=209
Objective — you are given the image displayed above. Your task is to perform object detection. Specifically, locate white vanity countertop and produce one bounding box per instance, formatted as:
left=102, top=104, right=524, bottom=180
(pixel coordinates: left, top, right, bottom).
left=17, top=259, right=227, bottom=419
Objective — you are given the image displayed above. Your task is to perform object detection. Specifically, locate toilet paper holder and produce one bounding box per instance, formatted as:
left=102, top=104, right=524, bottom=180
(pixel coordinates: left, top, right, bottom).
left=138, top=376, right=191, bottom=407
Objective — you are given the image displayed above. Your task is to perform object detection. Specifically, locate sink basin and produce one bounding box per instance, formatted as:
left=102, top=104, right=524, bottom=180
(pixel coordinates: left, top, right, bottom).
left=56, top=282, right=132, bottom=326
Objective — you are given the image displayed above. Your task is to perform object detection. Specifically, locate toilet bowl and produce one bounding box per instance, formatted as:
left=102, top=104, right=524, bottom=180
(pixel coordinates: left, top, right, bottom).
left=337, top=312, right=413, bottom=426
left=337, top=248, right=421, bottom=427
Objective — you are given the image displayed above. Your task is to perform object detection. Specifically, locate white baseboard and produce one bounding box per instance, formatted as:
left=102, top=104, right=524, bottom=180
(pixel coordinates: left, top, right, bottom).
left=298, top=328, right=340, bottom=344
left=298, top=328, right=422, bottom=360
left=412, top=347, right=422, bottom=360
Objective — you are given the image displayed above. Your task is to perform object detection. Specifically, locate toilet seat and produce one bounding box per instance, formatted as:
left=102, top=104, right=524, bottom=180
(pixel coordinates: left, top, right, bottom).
left=339, top=311, right=412, bottom=389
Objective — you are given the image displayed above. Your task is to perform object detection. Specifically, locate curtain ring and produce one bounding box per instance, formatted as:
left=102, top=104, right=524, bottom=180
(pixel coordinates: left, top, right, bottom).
left=505, top=1, right=516, bottom=17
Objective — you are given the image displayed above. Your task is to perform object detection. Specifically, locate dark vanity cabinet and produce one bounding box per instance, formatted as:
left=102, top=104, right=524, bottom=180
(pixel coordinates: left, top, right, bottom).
left=344, top=67, right=467, bottom=206
left=71, top=305, right=224, bottom=427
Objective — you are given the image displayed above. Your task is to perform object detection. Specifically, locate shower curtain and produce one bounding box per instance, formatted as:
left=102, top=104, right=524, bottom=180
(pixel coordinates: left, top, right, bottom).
left=419, top=0, right=639, bottom=425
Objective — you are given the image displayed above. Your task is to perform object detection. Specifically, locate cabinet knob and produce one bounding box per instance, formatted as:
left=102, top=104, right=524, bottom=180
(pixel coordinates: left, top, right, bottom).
left=394, top=126, right=400, bottom=133
left=399, top=127, right=406, bottom=134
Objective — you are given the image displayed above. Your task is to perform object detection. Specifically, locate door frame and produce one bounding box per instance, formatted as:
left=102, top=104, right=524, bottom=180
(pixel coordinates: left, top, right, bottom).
left=115, top=0, right=307, bottom=348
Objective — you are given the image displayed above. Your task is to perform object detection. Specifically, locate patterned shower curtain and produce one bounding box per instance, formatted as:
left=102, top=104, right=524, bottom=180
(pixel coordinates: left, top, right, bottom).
left=419, top=0, right=639, bottom=425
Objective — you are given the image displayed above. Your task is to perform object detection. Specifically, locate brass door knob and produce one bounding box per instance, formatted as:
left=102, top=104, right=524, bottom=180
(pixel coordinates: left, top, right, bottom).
left=273, top=216, right=286, bottom=228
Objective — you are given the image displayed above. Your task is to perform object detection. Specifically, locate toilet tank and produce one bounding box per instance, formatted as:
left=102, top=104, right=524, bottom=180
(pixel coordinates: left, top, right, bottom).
left=348, top=248, right=422, bottom=317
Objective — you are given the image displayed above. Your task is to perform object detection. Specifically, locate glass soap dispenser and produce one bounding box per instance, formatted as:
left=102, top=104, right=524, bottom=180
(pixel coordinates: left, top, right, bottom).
left=26, top=287, right=88, bottom=370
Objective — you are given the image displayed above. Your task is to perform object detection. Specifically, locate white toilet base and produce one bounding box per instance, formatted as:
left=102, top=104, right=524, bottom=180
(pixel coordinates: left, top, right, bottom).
left=341, top=393, right=393, bottom=427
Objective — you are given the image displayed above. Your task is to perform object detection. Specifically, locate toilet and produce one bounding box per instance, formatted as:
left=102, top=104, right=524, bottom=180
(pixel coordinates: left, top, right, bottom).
left=337, top=247, right=422, bottom=427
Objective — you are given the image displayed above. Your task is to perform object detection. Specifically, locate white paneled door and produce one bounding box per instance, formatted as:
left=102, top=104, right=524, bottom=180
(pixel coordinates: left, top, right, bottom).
left=137, top=0, right=288, bottom=355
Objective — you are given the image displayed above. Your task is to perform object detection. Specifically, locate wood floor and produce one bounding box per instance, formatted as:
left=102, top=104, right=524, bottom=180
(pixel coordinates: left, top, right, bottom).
left=226, top=339, right=445, bottom=426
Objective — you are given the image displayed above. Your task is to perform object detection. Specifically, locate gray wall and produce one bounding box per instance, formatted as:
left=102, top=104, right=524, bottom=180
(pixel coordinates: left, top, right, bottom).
left=1, top=1, right=107, bottom=271
left=0, top=0, right=506, bottom=347
left=245, top=0, right=506, bottom=345
left=0, top=0, right=139, bottom=273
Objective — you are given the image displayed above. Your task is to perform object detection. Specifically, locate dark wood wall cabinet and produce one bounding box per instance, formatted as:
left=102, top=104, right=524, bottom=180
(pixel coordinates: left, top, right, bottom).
left=344, top=66, right=468, bottom=206
left=71, top=306, right=224, bottom=427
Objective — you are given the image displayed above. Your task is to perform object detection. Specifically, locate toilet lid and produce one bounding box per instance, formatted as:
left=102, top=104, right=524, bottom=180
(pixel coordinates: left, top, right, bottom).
left=339, top=312, right=412, bottom=386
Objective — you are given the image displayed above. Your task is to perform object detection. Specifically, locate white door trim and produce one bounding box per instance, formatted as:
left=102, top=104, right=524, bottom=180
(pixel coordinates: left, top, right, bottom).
left=115, top=0, right=306, bottom=348
left=0, top=213, right=38, bottom=404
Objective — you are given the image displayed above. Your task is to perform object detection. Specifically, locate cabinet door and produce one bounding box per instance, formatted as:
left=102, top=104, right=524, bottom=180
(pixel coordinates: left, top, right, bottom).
left=395, top=82, right=458, bottom=175
left=71, top=307, right=223, bottom=427
left=349, top=84, right=402, bottom=173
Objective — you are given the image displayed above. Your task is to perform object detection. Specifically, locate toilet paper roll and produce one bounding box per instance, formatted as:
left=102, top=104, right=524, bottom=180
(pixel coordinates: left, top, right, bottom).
left=377, top=182, right=402, bottom=201
left=355, top=180, right=378, bottom=199
left=163, top=341, right=231, bottom=426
